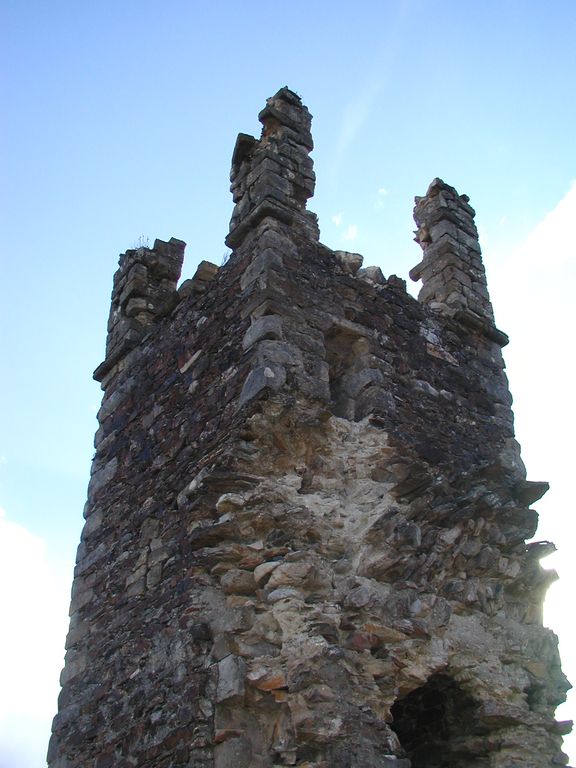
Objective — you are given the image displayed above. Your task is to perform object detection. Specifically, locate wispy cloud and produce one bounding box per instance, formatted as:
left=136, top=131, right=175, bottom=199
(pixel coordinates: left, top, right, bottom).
left=331, top=0, right=414, bottom=182
left=331, top=212, right=343, bottom=227
left=336, top=79, right=385, bottom=163
left=376, top=187, right=390, bottom=209
left=343, top=224, right=358, bottom=241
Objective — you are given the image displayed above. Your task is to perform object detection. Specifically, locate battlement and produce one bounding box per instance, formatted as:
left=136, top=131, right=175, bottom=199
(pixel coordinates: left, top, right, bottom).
left=411, top=178, right=508, bottom=345
left=49, top=89, right=571, bottom=768
left=94, top=237, right=185, bottom=383
left=227, top=87, right=318, bottom=248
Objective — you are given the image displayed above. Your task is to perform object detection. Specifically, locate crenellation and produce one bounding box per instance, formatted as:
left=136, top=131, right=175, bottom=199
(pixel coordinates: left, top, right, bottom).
left=411, top=179, right=509, bottom=350
left=178, top=259, right=220, bottom=299
left=49, top=89, right=572, bottom=768
left=227, top=88, right=319, bottom=249
left=95, top=236, right=185, bottom=384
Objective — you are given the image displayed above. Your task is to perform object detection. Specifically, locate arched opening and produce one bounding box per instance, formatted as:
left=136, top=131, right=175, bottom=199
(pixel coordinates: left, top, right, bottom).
left=390, top=673, right=487, bottom=767
left=324, top=326, right=368, bottom=420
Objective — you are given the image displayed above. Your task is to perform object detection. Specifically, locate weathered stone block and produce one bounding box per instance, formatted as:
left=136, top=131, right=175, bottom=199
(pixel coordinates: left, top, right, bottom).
left=216, top=655, right=247, bottom=703
left=214, top=736, right=252, bottom=768
left=238, top=363, right=287, bottom=407
left=242, top=315, right=284, bottom=350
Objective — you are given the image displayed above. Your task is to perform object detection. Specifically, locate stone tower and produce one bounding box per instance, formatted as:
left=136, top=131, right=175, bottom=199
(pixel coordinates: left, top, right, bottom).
left=49, top=88, right=571, bottom=768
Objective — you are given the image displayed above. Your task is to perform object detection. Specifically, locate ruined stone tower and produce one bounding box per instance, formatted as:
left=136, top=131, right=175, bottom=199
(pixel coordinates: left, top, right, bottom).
left=49, top=88, right=572, bottom=767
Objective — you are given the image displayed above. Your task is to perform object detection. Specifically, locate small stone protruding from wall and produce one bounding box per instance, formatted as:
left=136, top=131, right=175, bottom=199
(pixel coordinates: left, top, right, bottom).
left=226, top=87, right=319, bottom=248
left=411, top=179, right=508, bottom=346
left=335, top=250, right=364, bottom=275
left=94, top=237, right=185, bottom=383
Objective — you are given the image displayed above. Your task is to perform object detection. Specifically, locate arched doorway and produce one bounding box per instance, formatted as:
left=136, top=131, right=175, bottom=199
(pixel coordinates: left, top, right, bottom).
left=390, top=673, right=488, bottom=767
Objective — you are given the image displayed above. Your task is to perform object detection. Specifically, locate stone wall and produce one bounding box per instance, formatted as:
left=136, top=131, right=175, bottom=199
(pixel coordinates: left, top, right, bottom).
left=49, top=88, right=572, bottom=768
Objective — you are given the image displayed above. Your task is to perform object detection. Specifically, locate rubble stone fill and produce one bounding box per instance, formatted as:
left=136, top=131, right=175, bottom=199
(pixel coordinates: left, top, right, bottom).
left=49, top=88, right=572, bottom=768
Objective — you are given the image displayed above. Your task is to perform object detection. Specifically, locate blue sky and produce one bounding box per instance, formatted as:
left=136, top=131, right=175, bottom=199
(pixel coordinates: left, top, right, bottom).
left=1, top=1, right=575, bottom=765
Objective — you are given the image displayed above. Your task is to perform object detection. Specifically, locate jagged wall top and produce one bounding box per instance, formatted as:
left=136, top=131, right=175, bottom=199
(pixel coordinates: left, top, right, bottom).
left=227, top=87, right=318, bottom=248
left=92, top=92, right=512, bottom=394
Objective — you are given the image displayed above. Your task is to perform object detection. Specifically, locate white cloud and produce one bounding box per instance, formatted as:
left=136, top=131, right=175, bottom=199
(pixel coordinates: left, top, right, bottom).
left=0, top=508, right=71, bottom=767
left=331, top=212, right=342, bottom=227
left=375, top=187, right=390, bottom=209
left=343, top=224, right=358, bottom=241
left=489, top=182, right=576, bottom=539
left=490, top=181, right=576, bottom=349
left=511, top=180, right=576, bottom=269
left=487, top=181, right=576, bottom=763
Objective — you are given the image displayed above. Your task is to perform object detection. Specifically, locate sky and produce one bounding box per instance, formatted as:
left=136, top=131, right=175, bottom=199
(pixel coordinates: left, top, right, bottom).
left=1, top=0, right=575, bottom=765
